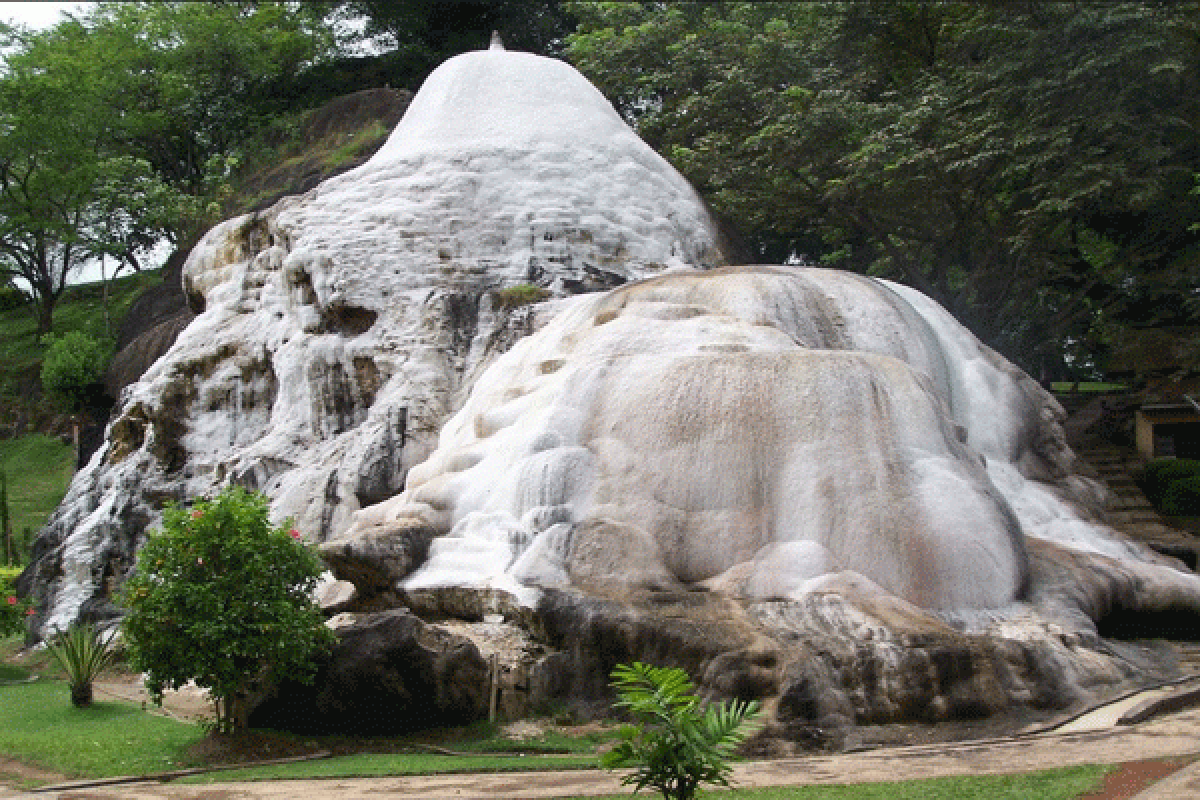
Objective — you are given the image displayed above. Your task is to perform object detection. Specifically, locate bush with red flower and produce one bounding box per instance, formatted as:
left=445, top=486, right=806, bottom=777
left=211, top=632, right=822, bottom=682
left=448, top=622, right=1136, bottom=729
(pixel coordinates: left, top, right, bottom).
left=121, top=487, right=335, bottom=733
left=1, top=567, right=32, bottom=639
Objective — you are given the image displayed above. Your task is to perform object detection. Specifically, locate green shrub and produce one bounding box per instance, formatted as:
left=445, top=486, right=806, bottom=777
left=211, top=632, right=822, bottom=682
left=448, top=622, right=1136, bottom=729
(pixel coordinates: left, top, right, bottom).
left=1163, top=475, right=1200, bottom=516
left=492, top=284, right=551, bottom=311
left=40, top=331, right=112, bottom=411
left=601, top=662, right=761, bottom=800
left=0, top=285, right=28, bottom=312
left=121, top=486, right=335, bottom=733
left=45, top=623, right=117, bottom=707
left=1, top=565, right=32, bottom=638
left=1140, top=458, right=1200, bottom=508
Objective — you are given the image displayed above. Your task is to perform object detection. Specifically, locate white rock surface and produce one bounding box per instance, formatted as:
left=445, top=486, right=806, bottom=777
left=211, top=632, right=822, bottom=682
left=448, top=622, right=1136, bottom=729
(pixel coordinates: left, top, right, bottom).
left=331, top=266, right=1200, bottom=618
left=25, top=46, right=730, bottom=634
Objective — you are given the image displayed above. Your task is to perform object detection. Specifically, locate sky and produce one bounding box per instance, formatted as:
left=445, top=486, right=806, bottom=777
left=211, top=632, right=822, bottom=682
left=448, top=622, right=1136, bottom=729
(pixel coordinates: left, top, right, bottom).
left=0, top=2, right=92, bottom=31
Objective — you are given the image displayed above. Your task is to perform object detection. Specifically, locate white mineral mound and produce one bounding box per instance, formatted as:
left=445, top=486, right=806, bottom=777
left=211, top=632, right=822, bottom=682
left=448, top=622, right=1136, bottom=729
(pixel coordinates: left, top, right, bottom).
left=332, top=266, right=1200, bottom=615
left=30, top=45, right=730, bottom=634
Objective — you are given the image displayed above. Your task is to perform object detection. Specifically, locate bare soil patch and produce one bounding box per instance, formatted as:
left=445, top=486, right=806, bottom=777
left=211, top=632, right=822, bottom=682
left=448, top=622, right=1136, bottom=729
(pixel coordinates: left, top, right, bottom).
left=1077, top=758, right=1190, bottom=800
left=0, top=755, right=67, bottom=788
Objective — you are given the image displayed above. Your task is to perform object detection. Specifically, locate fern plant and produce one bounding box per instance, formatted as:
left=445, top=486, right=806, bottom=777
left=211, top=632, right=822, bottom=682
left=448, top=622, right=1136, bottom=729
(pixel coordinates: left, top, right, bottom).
left=601, top=661, right=761, bottom=800
left=45, top=623, right=117, bottom=707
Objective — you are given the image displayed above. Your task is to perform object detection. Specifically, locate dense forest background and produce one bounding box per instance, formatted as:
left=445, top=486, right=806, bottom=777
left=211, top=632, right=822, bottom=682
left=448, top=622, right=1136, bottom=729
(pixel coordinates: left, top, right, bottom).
left=0, top=0, right=1197, bottom=383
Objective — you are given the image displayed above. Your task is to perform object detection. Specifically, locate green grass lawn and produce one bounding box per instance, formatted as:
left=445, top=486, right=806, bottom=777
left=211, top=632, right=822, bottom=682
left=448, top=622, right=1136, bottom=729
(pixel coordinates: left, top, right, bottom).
left=0, top=678, right=204, bottom=780
left=0, top=433, right=75, bottom=548
left=0, top=648, right=1118, bottom=798
left=179, top=751, right=603, bottom=783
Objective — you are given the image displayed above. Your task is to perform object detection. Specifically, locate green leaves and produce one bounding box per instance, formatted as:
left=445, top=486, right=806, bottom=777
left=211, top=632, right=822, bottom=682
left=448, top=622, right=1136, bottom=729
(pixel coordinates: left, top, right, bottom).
left=39, top=331, right=112, bottom=412
left=121, top=486, right=335, bottom=733
left=44, top=623, right=117, bottom=707
left=601, top=661, right=760, bottom=800
left=567, top=1, right=1200, bottom=378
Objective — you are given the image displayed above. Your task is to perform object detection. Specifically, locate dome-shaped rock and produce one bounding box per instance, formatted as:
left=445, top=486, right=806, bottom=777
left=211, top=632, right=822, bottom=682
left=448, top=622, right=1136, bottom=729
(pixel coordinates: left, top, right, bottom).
left=24, top=47, right=732, bottom=634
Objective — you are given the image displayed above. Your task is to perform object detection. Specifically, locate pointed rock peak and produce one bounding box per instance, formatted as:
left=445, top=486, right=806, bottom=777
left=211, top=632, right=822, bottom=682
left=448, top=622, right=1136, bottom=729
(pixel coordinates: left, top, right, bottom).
left=489, top=31, right=505, bottom=51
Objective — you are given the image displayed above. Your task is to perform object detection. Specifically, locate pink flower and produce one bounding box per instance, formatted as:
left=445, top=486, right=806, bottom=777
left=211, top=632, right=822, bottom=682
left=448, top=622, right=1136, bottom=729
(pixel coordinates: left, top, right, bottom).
left=6, top=596, right=16, bottom=606
left=25, top=608, right=34, bottom=616
left=191, top=510, right=204, bottom=519
left=289, top=529, right=301, bottom=540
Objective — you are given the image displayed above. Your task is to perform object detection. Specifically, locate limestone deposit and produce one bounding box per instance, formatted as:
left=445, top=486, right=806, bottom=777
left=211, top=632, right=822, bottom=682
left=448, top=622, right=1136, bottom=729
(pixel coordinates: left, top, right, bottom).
left=21, top=41, right=1200, bottom=741
left=320, top=265, right=1200, bottom=736
left=21, top=43, right=731, bottom=633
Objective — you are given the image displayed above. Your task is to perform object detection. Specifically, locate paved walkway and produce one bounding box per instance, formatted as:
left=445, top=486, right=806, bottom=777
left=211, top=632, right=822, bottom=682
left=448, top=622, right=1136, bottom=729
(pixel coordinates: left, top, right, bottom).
left=4, top=704, right=1198, bottom=800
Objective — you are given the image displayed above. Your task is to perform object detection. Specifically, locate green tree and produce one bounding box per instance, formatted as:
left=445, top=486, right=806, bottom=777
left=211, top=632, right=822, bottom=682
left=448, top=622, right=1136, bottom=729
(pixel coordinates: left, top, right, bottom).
left=349, top=0, right=577, bottom=70
left=122, top=487, right=335, bottom=733
left=566, top=2, right=1200, bottom=377
left=602, top=661, right=760, bottom=800
left=1, top=567, right=32, bottom=638
left=79, top=2, right=337, bottom=203
left=40, top=332, right=112, bottom=413
left=0, top=17, right=188, bottom=333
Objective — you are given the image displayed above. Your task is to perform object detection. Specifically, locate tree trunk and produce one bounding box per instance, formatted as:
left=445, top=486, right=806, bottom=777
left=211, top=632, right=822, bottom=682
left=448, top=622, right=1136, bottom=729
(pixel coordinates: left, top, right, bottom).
left=35, top=293, right=54, bottom=336
left=70, top=682, right=94, bottom=708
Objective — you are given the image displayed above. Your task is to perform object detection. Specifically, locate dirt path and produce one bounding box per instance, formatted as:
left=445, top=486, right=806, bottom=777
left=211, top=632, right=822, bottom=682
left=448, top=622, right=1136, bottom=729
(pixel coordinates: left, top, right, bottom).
left=7, top=704, right=1198, bottom=800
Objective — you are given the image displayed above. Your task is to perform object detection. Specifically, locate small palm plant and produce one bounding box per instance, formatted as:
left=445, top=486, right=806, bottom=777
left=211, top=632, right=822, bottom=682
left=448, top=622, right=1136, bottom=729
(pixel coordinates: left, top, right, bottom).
left=45, top=623, right=117, bottom=707
left=601, top=661, right=761, bottom=800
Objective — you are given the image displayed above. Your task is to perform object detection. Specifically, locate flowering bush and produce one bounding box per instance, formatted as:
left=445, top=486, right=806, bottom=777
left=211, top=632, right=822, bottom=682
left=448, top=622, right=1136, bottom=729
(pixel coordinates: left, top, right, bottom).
left=121, top=487, right=335, bottom=733
left=1, top=568, right=32, bottom=639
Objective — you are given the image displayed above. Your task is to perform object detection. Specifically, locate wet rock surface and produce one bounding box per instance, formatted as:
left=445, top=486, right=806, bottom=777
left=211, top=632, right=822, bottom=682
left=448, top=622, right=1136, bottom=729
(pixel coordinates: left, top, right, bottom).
left=21, top=43, right=1200, bottom=746
left=24, top=45, right=729, bottom=635
left=250, top=609, right=489, bottom=734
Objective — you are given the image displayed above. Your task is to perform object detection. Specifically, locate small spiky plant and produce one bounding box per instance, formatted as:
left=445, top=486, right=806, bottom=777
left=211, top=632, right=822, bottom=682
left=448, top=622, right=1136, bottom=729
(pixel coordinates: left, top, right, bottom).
left=602, top=662, right=761, bottom=800
left=45, top=623, right=117, bottom=707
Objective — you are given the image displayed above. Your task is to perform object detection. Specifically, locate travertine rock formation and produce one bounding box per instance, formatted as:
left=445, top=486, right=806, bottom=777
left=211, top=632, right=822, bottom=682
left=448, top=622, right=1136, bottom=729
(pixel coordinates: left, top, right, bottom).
left=250, top=609, right=490, bottom=734
left=321, top=265, right=1200, bottom=735
left=23, top=41, right=1200, bottom=742
left=22, top=44, right=731, bottom=632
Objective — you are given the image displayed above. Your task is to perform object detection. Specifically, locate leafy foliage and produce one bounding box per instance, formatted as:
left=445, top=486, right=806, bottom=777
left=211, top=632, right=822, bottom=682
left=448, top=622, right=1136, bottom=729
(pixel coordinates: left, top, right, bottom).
left=566, top=2, right=1200, bottom=377
left=492, top=284, right=552, bottom=311
left=0, top=13, right=195, bottom=333
left=1141, top=458, right=1200, bottom=516
left=39, top=331, right=112, bottom=412
left=121, top=486, right=335, bottom=733
left=602, top=661, right=760, bottom=800
left=1163, top=476, right=1200, bottom=516
left=44, top=623, right=118, bottom=707
left=0, top=285, right=27, bottom=311
left=1139, top=458, right=1200, bottom=506
left=1, top=565, right=32, bottom=638
left=348, top=0, right=577, bottom=73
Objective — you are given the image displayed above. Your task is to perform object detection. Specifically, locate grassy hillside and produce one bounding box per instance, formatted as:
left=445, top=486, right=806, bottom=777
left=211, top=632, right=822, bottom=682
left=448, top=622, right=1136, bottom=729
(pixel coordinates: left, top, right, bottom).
left=0, top=272, right=158, bottom=559
left=0, top=435, right=74, bottom=563
left=0, top=270, right=162, bottom=405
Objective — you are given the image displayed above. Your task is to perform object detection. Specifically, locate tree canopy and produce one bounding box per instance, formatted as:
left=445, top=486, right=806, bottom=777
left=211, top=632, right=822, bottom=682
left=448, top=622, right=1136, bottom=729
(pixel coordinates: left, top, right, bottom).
left=0, top=2, right=337, bottom=333
left=1, top=0, right=1196, bottom=376
left=566, top=1, right=1200, bottom=377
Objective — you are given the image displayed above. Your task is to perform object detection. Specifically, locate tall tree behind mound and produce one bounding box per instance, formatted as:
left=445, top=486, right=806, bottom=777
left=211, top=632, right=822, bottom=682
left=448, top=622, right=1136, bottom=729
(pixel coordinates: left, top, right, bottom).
left=565, top=1, right=1200, bottom=380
